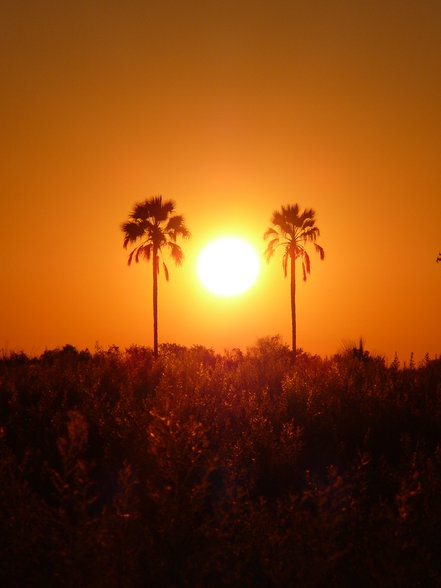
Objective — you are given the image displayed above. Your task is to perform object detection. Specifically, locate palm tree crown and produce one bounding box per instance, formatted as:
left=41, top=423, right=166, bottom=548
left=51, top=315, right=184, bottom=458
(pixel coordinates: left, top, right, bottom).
left=264, top=203, right=324, bottom=360
left=121, top=195, right=190, bottom=357
left=122, top=196, right=190, bottom=276
left=264, top=204, right=324, bottom=278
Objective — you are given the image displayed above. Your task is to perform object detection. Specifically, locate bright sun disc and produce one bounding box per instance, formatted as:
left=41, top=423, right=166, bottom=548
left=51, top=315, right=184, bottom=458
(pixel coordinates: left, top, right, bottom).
left=198, top=237, right=260, bottom=297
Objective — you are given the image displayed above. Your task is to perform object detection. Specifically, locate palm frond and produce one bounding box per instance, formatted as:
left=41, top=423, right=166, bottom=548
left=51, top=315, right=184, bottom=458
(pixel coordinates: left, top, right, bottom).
left=299, top=207, right=316, bottom=227
left=167, top=216, right=191, bottom=241
left=151, top=232, right=167, bottom=250
left=266, top=237, right=280, bottom=251
left=302, top=261, right=307, bottom=281
left=180, top=226, right=191, bottom=239
left=263, top=227, right=279, bottom=240
left=314, top=243, right=325, bottom=260
left=168, top=242, right=184, bottom=265
left=271, top=210, right=292, bottom=236
left=166, top=214, right=184, bottom=233
left=129, top=201, right=150, bottom=221
left=283, top=204, right=302, bottom=228
left=135, top=245, right=143, bottom=263
left=282, top=203, right=299, bottom=217
left=303, top=250, right=311, bottom=275
left=302, top=227, right=320, bottom=242
left=127, top=248, right=136, bottom=266
left=264, top=247, right=275, bottom=263
left=143, top=244, right=152, bottom=261
left=121, top=221, right=145, bottom=248
left=282, top=250, right=289, bottom=277
left=163, top=262, right=169, bottom=282
left=149, top=196, right=175, bottom=222
left=301, top=217, right=316, bottom=231
left=264, top=238, right=279, bottom=263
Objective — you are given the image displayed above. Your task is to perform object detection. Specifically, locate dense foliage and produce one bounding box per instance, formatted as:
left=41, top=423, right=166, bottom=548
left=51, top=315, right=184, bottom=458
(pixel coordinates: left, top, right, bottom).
left=1, top=338, right=441, bottom=586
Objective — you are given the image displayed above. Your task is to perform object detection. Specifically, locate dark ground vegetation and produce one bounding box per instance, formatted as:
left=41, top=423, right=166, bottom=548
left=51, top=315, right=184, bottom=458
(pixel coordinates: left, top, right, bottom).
left=1, top=337, right=441, bottom=587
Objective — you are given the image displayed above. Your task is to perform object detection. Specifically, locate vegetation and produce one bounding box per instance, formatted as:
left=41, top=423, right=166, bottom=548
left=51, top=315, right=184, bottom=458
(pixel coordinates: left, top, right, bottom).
left=121, top=196, right=191, bottom=357
left=264, top=204, right=325, bottom=361
left=1, top=339, right=441, bottom=586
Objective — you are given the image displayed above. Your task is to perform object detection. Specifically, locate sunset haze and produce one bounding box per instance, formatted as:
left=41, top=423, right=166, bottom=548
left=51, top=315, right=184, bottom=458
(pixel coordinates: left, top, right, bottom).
left=1, top=0, right=440, bottom=361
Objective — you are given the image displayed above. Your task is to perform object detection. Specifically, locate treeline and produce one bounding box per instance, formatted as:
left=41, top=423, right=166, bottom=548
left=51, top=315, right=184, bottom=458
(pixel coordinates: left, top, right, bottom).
left=1, top=339, right=441, bottom=586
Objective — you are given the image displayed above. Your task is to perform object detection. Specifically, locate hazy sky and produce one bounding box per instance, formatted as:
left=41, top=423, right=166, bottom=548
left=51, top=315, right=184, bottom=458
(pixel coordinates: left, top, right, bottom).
left=1, top=0, right=440, bottom=361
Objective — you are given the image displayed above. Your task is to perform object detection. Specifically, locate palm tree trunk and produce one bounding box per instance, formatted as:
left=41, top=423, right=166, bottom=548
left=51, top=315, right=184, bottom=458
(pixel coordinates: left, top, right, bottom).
left=153, top=248, right=158, bottom=358
left=290, top=253, right=296, bottom=361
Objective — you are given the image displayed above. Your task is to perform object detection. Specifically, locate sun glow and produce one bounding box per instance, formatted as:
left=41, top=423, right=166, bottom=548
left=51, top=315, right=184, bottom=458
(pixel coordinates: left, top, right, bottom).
left=197, top=237, right=260, bottom=297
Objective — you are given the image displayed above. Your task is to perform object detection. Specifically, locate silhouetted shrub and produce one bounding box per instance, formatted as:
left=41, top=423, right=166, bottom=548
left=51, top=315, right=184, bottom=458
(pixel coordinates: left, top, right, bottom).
left=1, top=343, right=440, bottom=585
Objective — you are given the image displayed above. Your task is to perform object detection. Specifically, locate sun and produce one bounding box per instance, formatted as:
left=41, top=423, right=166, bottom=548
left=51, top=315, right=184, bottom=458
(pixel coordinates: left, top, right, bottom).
left=197, top=236, right=260, bottom=297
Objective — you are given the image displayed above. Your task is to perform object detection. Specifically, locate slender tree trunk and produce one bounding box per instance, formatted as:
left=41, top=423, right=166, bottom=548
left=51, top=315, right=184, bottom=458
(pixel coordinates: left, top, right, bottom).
left=290, top=253, right=296, bottom=361
left=153, top=247, right=158, bottom=358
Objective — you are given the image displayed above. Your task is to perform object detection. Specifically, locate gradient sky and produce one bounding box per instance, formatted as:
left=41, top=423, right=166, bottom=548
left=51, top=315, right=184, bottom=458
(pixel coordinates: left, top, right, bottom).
left=1, top=0, right=440, bottom=362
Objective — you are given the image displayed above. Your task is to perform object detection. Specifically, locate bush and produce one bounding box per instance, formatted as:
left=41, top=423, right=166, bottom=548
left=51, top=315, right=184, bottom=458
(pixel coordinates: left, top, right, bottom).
left=0, top=343, right=440, bottom=585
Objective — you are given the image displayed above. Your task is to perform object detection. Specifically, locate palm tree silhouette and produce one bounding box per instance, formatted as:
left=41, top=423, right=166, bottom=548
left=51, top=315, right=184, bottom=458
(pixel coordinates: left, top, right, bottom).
left=121, top=196, right=191, bottom=358
left=264, top=204, right=325, bottom=361
left=437, top=252, right=441, bottom=263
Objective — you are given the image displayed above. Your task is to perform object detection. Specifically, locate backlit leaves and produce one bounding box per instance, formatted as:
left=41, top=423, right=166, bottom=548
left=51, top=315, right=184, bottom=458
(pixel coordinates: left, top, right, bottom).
left=264, top=203, right=325, bottom=282
left=168, top=242, right=184, bottom=266
left=282, top=250, right=289, bottom=277
left=315, top=243, right=325, bottom=260
left=2, top=344, right=441, bottom=584
left=121, top=195, right=190, bottom=278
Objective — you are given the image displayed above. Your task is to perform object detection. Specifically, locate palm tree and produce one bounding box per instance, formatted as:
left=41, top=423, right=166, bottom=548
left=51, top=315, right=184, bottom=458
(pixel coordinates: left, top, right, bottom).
left=121, top=195, right=191, bottom=358
left=264, top=204, right=325, bottom=361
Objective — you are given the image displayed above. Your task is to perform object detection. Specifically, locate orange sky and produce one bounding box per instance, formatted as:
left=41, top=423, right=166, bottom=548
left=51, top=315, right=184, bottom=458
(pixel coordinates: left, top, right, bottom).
left=1, top=0, right=440, bottom=362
